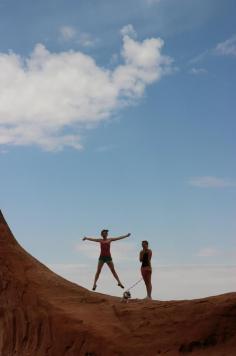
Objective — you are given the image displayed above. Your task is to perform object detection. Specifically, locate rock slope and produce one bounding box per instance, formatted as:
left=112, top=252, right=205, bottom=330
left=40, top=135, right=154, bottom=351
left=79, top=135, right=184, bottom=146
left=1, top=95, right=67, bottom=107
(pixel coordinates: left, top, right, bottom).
left=0, top=210, right=235, bottom=355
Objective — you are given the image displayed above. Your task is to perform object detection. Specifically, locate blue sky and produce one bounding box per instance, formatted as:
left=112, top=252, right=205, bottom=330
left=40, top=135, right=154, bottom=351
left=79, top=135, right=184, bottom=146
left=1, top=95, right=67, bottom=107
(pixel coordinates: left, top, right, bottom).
left=0, top=0, right=235, bottom=299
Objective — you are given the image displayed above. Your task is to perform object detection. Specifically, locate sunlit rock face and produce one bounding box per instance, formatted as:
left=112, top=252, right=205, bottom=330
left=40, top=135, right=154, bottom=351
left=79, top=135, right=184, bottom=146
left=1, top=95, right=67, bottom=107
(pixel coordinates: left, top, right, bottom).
left=0, top=210, right=235, bottom=356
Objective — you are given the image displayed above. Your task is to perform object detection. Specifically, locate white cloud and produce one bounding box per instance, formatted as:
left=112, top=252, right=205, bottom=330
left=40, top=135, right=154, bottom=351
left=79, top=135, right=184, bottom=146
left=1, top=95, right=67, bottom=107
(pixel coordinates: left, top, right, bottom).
left=215, top=34, right=236, bottom=57
left=77, top=32, right=99, bottom=48
left=189, top=34, right=236, bottom=64
left=188, top=176, right=236, bottom=188
left=197, top=247, right=219, bottom=257
left=120, top=24, right=137, bottom=38
left=59, top=25, right=98, bottom=47
left=189, top=67, right=207, bottom=75
left=0, top=27, right=173, bottom=151
left=189, top=50, right=209, bottom=64
left=59, top=26, right=76, bottom=41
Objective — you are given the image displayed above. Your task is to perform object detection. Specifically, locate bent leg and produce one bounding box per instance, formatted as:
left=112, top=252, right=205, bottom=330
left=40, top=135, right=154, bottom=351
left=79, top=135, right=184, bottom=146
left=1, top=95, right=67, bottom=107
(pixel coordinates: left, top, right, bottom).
left=93, top=260, right=104, bottom=290
left=107, top=261, right=124, bottom=288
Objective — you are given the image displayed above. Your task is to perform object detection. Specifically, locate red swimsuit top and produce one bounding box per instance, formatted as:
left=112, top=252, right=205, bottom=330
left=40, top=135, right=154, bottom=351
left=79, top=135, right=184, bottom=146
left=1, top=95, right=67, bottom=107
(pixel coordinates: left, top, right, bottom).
left=100, top=240, right=111, bottom=257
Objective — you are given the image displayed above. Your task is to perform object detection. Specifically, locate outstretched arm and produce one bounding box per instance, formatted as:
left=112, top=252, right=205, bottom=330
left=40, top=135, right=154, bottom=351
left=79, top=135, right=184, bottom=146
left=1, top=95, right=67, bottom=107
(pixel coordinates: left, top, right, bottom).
left=110, top=233, right=131, bottom=242
left=82, top=237, right=101, bottom=242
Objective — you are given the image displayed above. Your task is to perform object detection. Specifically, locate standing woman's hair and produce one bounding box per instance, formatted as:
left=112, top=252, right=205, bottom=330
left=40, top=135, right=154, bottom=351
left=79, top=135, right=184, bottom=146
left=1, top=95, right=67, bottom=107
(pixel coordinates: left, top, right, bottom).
left=142, top=240, right=149, bottom=245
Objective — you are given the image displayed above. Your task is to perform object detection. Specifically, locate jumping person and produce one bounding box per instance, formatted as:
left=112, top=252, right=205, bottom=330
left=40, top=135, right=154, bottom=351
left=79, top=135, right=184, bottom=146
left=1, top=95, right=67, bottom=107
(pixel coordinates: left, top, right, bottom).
left=140, top=240, right=152, bottom=300
left=82, top=230, right=131, bottom=291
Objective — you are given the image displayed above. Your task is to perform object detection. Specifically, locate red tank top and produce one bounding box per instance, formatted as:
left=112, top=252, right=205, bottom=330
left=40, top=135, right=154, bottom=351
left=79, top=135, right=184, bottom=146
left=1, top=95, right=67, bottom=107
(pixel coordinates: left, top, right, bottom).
left=100, top=240, right=111, bottom=257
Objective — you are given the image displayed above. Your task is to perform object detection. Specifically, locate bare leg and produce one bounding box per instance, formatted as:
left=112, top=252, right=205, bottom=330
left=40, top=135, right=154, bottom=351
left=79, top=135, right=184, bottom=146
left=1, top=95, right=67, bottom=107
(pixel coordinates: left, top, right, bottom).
left=148, top=280, right=152, bottom=298
left=93, top=261, right=104, bottom=290
left=141, top=269, right=152, bottom=299
left=144, top=272, right=152, bottom=298
left=107, top=262, right=124, bottom=288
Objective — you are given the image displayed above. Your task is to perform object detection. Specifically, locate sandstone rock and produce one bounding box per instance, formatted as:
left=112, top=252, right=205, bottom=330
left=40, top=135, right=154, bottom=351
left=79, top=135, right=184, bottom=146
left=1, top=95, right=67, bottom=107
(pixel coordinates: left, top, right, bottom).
left=0, top=210, right=235, bottom=355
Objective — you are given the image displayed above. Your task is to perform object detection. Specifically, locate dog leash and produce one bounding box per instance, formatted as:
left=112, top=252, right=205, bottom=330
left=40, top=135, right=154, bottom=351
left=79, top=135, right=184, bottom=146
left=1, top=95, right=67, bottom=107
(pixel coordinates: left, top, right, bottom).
left=125, top=277, right=143, bottom=292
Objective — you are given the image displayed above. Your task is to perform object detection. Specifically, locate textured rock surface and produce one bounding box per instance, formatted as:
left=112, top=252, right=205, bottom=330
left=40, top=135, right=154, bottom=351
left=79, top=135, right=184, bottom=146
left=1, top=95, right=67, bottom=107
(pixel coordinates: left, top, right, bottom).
left=0, top=210, right=235, bottom=355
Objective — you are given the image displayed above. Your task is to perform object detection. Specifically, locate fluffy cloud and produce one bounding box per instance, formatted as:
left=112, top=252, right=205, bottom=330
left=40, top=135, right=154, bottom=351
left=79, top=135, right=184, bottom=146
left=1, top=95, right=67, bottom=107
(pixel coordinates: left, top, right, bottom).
left=188, top=176, right=236, bottom=188
left=215, top=34, right=236, bottom=57
left=120, top=24, right=137, bottom=38
left=0, top=27, right=172, bottom=151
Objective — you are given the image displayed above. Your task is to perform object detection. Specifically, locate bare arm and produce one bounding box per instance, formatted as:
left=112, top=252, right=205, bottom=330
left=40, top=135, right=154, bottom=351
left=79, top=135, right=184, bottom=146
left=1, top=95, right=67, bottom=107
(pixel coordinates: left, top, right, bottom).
left=110, top=233, right=131, bottom=242
left=140, top=249, right=152, bottom=262
left=82, top=237, right=101, bottom=242
left=139, top=250, right=144, bottom=262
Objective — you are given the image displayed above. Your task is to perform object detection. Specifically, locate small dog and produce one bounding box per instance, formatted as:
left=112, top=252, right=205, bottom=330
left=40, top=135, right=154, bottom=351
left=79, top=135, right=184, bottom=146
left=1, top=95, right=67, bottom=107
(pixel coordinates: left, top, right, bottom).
left=122, top=290, right=131, bottom=303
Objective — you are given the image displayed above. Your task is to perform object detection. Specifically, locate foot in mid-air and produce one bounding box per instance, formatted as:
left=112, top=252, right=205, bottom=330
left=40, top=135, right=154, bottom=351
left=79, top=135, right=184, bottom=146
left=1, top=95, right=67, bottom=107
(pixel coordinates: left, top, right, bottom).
left=82, top=230, right=131, bottom=292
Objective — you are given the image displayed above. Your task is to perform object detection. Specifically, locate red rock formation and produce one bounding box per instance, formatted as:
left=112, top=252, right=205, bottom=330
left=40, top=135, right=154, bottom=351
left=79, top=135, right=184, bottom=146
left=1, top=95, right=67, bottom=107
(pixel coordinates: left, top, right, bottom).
left=0, top=210, right=235, bottom=355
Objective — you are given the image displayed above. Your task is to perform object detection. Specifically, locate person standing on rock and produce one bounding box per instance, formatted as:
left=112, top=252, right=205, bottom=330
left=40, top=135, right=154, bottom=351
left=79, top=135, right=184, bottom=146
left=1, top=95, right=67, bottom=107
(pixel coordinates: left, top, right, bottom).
left=82, top=230, right=131, bottom=291
left=140, top=240, right=152, bottom=300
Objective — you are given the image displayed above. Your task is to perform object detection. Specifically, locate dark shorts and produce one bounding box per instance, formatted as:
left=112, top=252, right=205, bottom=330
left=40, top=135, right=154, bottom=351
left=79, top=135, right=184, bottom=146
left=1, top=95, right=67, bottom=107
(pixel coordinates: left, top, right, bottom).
left=99, top=256, right=112, bottom=263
